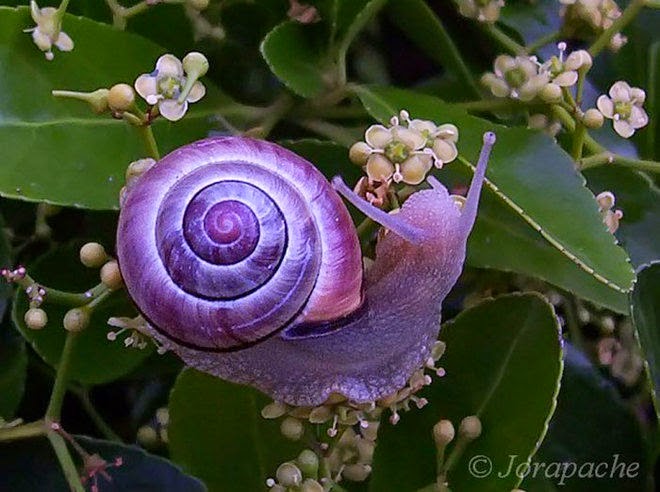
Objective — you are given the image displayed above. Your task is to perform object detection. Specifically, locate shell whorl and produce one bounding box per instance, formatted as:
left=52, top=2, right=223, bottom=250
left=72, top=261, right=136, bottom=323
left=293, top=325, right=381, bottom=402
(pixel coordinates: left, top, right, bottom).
left=117, top=137, right=363, bottom=351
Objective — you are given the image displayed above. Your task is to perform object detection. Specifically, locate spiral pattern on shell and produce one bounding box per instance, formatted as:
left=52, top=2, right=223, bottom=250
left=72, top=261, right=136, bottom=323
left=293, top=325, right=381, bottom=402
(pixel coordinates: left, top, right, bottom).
left=117, top=137, right=362, bottom=351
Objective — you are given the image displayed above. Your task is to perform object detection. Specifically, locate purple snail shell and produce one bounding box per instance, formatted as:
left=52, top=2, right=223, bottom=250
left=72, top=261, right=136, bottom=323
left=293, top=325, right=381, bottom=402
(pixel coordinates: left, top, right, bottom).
left=116, top=134, right=494, bottom=406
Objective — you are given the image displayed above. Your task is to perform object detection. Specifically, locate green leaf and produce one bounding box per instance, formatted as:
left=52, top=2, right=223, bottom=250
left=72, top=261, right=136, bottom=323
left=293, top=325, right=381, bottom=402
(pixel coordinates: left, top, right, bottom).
left=0, top=214, right=11, bottom=320
left=12, top=243, right=152, bottom=385
left=385, top=0, right=479, bottom=97
left=369, top=293, right=563, bottom=492
left=583, top=166, right=660, bottom=268
left=0, top=6, right=227, bottom=210
left=631, top=262, right=660, bottom=421
left=523, top=344, right=648, bottom=492
left=261, top=21, right=327, bottom=98
left=169, top=369, right=303, bottom=492
left=355, top=86, right=635, bottom=310
left=282, top=138, right=361, bottom=182
left=0, top=435, right=206, bottom=491
left=0, top=317, right=26, bottom=419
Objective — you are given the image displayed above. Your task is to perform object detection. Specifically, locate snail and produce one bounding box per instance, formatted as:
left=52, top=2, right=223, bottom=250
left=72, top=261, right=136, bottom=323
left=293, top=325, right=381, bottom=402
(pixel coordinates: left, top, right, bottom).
left=116, top=132, right=495, bottom=406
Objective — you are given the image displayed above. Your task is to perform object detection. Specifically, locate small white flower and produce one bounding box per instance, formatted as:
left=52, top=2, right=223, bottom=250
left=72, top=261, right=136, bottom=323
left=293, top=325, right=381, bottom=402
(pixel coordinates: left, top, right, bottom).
left=457, top=0, right=505, bottom=23
left=596, top=81, right=648, bottom=138
left=541, top=43, right=592, bottom=88
left=24, top=1, right=73, bottom=60
left=349, top=111, right=459, bottom=185
left=134, top=54, right=206, bottom=121
left=482, top=55, right=549, bottom=101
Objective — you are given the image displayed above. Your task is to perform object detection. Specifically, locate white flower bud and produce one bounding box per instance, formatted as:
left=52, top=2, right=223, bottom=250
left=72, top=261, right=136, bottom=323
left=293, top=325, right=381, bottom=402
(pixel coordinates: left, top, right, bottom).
left=583, top=108, right=604, bottom=129
left=80, top=242, right=108, bottom=268
left=182, top=52, right=209, bottom=78
left=63, top=307, right=91, bottom=332
left=280, top=417, right=304, bottom=441
left=108, top=83, right=136, bottom=112
left=100, top=260, right=123, bottom=290
left=25, top=307, right=48, bottom=330
left=433, top=419, right=455, bottom=447
left=539, top=83, right=562, bottom=103
left=276, top=462, right=302, bottom=487
left=458, top=415, right=482, bottom=440
left=349, top=141, right=372, bottom=166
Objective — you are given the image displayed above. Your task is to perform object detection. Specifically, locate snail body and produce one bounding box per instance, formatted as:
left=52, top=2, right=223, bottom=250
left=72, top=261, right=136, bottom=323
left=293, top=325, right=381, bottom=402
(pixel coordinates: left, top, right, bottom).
left=117, top=134, right=494, bottom=406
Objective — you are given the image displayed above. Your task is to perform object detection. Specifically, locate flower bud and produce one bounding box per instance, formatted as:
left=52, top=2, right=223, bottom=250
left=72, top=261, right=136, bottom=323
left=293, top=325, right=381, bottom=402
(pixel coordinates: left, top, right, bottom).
left=182, top=52, right=209, bottom=78
left=63, top=307, right=91, bottom=332
left=458, top=415, right=482, bottom=440
left=583, top=108, right=604, bottom=129
left=108, top=83, right=136, bottom=112
left=596, top=191, right=615, bottom=211
left=100, top=260, right=123, bottom=290
left=80, top=242, right=108, bottom=268
left=296, top=449, right=319, bottom=478
left=136, top=425, right=159, bottom=447
left=276, top=462, right=302, bottom=487
left=342, top=463, right=372, bottom=482
left=433, top=419, right=455, bottom=447
left=300, top=479, right=324, bottom=492
left=261, top=401, right=287, bottom=419
left=308, top=405, right=333, bottom=424
left=539, top=83, right=562, bottom=103
left=280, top=417, right=304, bottom=441
left=349, top=141, right=372, bottom=166
left=24, top=307, right=48, bottom=330
left=187, top=0, right=209, bottom=9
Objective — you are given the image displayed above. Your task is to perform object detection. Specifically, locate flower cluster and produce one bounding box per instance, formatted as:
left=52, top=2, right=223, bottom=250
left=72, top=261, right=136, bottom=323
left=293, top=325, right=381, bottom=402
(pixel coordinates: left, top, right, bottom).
left=24, top=1, right=73, bottom=60
left=596, top=191, right=623, bottom=234
left=559, top=0, right=627, bottom=51
left=349, top=110, right=459, bottom=186
left=456, top=0, right=505, bottom=23
left=134, top=53, right=208, bottom=121
left=540, top=42, right=592, bottom=97
left=596, top=81, right=648, bottom=138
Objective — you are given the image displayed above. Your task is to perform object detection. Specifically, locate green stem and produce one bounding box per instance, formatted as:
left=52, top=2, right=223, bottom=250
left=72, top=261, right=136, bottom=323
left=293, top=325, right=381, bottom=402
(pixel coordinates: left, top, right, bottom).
left=46, top=331, right=80, bottom=421
left=589, top=0, right=646, bottom=57
left=10, top=274, right=107, bottom=307
left=525, top=30, right=562, bottom=54
left=47, top=431, right=85, bottom=492
left=571, top=123, right=586, bottom=160
left=456, top=98, right=524, bottom=112
left=57, top=0, right=71, bottom=14
left=483, top=24, right=526, bottom=55
left=259, top=94, right=294, bottom=138
left=0, top=420, right=46, bottom=442
left=71, top=388, right=122, bottom=443
left=137, top=125, right=161, bottom=160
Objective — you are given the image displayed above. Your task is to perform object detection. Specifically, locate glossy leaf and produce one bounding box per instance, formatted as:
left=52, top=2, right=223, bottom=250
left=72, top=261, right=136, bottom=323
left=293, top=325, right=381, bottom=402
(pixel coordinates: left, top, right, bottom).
left=12, top=244, right=152, bottom=385
left=169, top=369, right=303, bottom=492
left=355, top=86, right=635, bottom=309
left=0, top=317, right=26, bottom=419
left=385, top=0, right=479, bottom=97
left=583, top=167, right=660, bottom=268
left=523, top=344, right=648, bottom=492
left=0, top=435, right=206, bottom=491
left=0, top=6, right=226, bottom=210
left=261, top=21, right=327, bottom=98
left=369, top=294, right=563, bottom=492
left=282, top=138, right=361, bottom=182
left=631, top=262, right=660, bottom=421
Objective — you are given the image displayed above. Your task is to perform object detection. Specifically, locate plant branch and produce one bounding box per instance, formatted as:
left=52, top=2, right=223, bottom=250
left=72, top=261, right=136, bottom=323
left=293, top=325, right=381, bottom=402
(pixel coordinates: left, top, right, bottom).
left=46, top=331, right=80, bottom=421
left=589, top=0, right=646, bottom=57
left=483, top=24, right=526, bottom=55
left=71, top=388, right=122, bottom=443
left=47, top=430, right=85, bottom=492
left=0, top=420, right=46, bottom=442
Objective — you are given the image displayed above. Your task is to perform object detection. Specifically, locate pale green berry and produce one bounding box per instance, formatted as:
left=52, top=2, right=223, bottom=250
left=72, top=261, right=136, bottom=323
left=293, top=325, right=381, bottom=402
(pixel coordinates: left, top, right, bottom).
left=24, top=307, right=48, bottom=330
left=296, top=449, right=319, bottom=478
